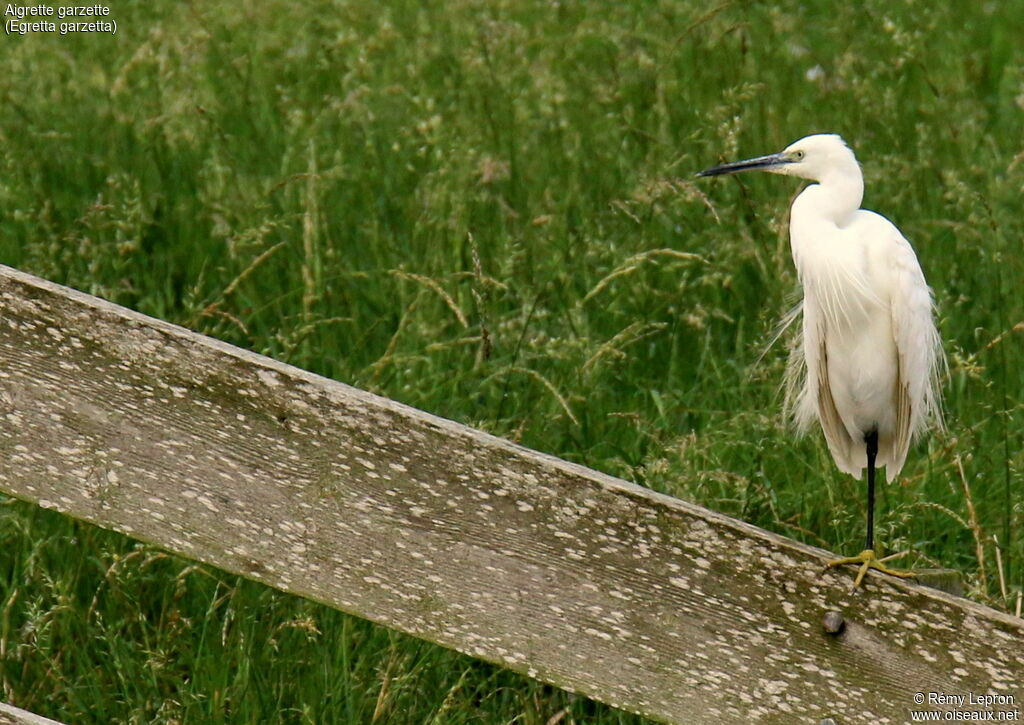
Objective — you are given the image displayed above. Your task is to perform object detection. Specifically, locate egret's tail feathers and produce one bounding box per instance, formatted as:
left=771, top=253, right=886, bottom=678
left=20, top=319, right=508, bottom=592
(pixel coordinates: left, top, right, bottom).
left=823, top=432, right=903, bottom=482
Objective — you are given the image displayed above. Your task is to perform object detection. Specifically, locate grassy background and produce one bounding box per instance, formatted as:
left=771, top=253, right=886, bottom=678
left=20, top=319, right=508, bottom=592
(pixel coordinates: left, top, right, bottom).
left=1, top=0, right=1023, bottom=722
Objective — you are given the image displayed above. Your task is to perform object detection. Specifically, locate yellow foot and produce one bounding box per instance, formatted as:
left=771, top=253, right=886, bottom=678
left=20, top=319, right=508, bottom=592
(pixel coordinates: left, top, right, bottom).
left=824, top=549, right=915, bottom=589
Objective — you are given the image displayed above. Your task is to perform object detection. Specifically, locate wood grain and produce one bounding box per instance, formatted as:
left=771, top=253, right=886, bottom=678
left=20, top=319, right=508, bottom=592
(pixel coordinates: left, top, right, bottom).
left=0, top=702, right=66, bottom=725
left=0, top=265, right=1020, bottom=724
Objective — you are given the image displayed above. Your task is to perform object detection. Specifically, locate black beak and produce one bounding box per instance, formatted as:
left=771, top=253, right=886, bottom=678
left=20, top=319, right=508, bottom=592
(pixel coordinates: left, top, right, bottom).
left=696, top=151, right=792, bottom=178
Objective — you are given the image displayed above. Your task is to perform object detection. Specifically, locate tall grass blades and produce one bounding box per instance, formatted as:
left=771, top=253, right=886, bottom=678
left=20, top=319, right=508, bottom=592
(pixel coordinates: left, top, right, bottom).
left=0, top=1, right=1021, bottom=722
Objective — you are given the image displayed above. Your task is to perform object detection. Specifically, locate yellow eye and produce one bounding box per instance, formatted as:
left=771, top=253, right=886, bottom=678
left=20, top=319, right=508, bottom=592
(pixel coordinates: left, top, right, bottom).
left=794, top=150, right=805, bottom=160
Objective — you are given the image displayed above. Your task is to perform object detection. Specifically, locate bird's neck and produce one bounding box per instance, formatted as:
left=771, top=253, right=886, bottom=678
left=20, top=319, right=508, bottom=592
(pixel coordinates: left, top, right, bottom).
left=805, top=170, right=864, bottom=226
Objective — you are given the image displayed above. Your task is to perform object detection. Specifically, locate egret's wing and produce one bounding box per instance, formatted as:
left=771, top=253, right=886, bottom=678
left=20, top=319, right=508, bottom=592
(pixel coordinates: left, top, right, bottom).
left=785, top=293, right=861, bottom=477
left=815, top=324, right=860, bottom=475
left=891, top=374, right=911, bottom=473
left=867, top=217, right=944, bottom=479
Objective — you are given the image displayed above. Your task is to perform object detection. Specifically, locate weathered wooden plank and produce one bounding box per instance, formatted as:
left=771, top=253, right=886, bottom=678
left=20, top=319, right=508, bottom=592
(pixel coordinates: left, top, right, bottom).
left=0, top=264, right=1020, bottom=724
left=0, top=703, right=67, bottom=725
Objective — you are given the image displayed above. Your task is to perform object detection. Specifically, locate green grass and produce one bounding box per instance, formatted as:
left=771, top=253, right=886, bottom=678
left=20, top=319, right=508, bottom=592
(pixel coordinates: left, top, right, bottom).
left=1, top=0, right=1023, bottom=722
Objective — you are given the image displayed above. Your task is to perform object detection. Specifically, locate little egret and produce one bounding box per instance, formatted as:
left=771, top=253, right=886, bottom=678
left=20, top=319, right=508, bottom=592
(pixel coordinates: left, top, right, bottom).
left=697, top=134, right=944, bottom=588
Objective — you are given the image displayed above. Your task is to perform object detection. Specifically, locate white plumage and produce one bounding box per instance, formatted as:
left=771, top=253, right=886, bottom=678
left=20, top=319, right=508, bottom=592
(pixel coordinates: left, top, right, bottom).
left=700, top=134, right=943, bottom=479
left=782, top=138, right=944, bottom=481
left=698, top=134, right=944, bottom=585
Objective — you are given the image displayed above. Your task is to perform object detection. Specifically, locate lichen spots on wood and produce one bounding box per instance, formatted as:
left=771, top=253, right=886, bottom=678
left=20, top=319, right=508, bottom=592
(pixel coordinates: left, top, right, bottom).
left=0, top=266, right=1021, bottom=724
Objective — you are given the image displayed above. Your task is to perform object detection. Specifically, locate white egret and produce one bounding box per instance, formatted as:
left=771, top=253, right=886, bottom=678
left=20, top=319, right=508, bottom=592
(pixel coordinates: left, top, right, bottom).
left=697, top=134, right=944, bottom=588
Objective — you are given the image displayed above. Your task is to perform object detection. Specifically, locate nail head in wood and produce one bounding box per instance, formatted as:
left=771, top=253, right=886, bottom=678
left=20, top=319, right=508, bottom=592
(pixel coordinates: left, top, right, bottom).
left=822, top=610, right=845, bottom=635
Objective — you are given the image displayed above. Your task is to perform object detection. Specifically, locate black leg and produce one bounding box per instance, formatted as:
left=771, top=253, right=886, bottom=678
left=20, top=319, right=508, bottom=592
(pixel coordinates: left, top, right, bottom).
left=864, top=430, right=879, bottom=552
left=825, top=430, right=913, bottom=587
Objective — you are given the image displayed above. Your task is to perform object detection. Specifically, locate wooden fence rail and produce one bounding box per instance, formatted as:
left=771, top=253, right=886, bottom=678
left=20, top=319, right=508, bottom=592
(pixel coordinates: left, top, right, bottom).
left=0, top=702, right=66, bottom=725
left=0, top=265, right=1021, bottom=724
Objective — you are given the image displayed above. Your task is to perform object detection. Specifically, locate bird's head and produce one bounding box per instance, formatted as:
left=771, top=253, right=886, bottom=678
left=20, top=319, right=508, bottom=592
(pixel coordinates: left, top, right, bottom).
left=697, top=134, right=859, bottom=183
